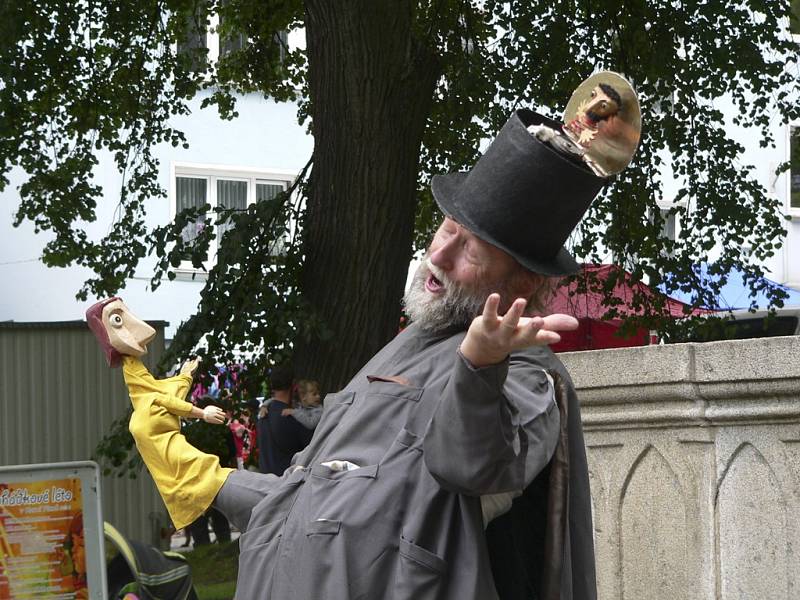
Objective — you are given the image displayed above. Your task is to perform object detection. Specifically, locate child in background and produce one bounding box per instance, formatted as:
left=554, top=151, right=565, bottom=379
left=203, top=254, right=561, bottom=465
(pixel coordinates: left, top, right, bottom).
left=281, top=379, right=323, bottom=430
left=225, top=391, right=256, bottom=469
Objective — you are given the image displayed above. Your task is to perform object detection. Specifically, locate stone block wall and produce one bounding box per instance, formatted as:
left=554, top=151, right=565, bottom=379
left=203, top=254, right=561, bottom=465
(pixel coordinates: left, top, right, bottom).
left=560, top=336, right=800, bottom=600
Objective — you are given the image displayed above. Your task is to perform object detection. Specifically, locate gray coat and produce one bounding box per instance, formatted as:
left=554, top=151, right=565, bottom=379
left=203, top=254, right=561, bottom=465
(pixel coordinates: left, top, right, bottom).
left=215, top=323, right=595, bottom=599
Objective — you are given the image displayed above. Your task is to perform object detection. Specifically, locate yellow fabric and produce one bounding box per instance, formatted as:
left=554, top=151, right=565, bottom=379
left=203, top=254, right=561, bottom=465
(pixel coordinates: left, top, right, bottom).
left=122, top=356, right=234, bottom=530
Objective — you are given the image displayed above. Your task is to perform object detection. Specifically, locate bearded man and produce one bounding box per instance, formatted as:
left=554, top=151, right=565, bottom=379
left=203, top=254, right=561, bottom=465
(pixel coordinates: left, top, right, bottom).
left=122, top=109, right=606, bottom=600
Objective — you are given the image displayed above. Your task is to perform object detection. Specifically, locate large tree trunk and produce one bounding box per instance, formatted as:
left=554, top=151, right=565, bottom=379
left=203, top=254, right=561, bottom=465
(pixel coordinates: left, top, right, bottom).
left=295, top=1, right=439, bottom=391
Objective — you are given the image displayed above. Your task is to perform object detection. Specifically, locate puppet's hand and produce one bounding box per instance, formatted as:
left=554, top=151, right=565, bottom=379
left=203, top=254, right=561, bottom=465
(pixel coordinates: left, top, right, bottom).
left=202, top=406, right=226, bottom=425
left=180, top=358, right=200, bottom=377
left=460, top=294, right=578, bottom=368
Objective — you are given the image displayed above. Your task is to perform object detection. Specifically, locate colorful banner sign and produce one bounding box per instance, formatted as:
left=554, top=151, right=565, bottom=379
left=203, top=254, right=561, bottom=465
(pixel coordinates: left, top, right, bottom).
left=0, top=477, right=87, bottom=599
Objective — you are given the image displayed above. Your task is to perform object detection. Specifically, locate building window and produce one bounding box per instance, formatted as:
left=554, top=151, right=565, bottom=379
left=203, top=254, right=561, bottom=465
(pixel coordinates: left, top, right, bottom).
left=176, top=3, right=287, bottom=65
left=219, top=28, right=247, bottom=58
left=275, top=30, right=289, bottom=63
left=172, top=164, right=295, bottom=271
left=177, top=7, right=209, bottom=71
left=176, top=176, right=209, bottom=259
left=218, top=0, right=246, bottom=59
left=791, top=126, right=800, bottom=211
left=648, top=207, right=678, bottom=243
left=659, top=208, right=677, bottom=241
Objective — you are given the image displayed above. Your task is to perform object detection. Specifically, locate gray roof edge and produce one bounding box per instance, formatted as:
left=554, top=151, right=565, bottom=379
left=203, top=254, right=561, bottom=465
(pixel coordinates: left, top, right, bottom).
left=0, top=319, right=170, bottom=329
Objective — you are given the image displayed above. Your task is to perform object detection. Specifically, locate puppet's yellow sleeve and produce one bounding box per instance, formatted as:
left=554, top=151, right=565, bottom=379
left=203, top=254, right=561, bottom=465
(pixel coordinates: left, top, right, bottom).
left=122, top=357, right=195, bottom=416
left=122, top=356, right=234, bottom=529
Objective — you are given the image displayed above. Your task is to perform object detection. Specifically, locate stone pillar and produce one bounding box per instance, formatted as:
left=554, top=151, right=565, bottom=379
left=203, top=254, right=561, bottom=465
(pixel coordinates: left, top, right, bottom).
left=561, top=336, right=800, bottom=600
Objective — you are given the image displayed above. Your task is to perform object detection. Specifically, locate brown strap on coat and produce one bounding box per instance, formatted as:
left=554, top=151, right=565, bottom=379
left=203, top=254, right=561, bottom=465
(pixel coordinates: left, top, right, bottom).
left=366, top=374, right=412, bottom=386
left=539, top=370, right=571, bottom=600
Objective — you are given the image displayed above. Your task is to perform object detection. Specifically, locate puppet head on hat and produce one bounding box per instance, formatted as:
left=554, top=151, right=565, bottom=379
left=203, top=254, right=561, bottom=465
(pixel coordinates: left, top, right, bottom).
left=431, top=72, right=640, bottom=276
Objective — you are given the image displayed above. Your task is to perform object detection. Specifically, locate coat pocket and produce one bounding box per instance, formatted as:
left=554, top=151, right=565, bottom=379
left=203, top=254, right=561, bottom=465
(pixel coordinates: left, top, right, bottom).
left=298, top=516, right=395, bottom=600
left=235, top=518, right=285, bottom=598
left=393, top=535, right=447, bottom=600
left=239, top=517, right=285, bottom=552
left=306, top=518, right=341, bottom=536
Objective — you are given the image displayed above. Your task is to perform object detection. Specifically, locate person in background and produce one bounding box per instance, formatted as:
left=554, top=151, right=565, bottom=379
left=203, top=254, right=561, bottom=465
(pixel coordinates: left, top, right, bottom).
left=257, top=364, right=293, bottom=473
left=258, top=364, right=314, bottom=475
left=225, top=390, right=256, bottom=469
left=243, top=398, right=260, bottom=469
left=227, top=419, right=247, bottom=469
left=281, top=379, right=323, bottom=430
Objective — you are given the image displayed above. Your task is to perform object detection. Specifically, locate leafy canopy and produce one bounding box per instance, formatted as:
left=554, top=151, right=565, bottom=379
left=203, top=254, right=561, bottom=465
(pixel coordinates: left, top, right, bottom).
left=0, top=0, right=800, bottom=338
left=2, top=0, right=799, bottom=398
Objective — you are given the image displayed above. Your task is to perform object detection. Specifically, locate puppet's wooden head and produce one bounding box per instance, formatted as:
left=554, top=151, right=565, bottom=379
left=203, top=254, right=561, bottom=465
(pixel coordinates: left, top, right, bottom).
left=86, top=297, right=156, bottom=367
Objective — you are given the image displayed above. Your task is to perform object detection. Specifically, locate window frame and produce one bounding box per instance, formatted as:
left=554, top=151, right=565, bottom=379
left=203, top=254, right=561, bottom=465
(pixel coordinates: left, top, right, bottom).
left=174, top=10, right=290, bottom=69
left=656, top=206, right=677, bottom=242
left=170, top=162, right=296, bottom=273
left=788, top=123, right=800, bottom=218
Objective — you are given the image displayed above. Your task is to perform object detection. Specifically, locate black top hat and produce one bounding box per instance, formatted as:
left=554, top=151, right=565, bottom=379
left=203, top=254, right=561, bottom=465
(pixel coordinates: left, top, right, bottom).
left=431, top=109, right=605, bottom=276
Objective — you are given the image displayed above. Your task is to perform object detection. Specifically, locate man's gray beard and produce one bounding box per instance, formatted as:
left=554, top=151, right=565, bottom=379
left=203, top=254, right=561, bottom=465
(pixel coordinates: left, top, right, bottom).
left=403, top=261, right=491, bottom=333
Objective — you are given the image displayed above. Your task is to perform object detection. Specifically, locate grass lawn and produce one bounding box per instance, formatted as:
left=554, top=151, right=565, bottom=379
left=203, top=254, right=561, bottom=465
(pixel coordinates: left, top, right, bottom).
left=194, top=580, right=237, bottom=600
left=182, top=540, right=239, bottom=600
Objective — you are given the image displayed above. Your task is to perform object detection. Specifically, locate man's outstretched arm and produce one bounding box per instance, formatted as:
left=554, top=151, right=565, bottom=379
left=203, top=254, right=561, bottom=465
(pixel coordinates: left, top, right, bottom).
left=213, top=470, right=281, bottom=532
left=423, top=295, right=576, bottom=496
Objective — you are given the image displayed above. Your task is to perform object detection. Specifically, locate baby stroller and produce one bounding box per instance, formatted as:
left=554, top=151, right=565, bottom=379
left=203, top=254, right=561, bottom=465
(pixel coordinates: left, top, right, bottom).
left=105, top=522, right=199, bottom=600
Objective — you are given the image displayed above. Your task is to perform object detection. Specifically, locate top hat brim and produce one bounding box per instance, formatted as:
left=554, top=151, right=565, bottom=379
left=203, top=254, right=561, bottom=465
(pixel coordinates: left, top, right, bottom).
left=431, top=172, right=580, bottom=276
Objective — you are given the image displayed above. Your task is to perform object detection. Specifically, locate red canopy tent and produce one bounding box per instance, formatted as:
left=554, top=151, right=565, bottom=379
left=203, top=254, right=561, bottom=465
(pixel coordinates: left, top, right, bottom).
left=549, top=264, right=705, bottom=352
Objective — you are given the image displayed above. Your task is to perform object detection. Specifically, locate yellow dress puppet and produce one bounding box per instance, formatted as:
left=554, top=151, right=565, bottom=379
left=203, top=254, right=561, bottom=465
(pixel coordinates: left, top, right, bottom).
left=86, top=297, right=234, bottom=530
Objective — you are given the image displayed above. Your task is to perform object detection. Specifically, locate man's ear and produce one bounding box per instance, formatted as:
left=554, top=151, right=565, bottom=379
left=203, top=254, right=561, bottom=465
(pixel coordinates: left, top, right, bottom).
left=510, top=268, right=537, bottom=299
left=512, top=269, right=555, bottom=315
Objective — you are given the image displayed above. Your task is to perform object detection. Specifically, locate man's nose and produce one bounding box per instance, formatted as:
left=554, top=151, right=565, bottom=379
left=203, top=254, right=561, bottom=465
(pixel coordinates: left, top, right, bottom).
left=429, top=233, right=460, bottom=271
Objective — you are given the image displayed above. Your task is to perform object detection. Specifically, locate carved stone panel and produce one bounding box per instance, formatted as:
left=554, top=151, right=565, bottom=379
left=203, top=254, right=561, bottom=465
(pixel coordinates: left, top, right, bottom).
left=621, top=446, right=687, bottom=600
left=716, top=443, right=788, bottom=599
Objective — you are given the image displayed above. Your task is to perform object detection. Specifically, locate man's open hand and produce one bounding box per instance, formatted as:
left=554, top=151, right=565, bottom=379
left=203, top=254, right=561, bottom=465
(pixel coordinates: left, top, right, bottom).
left=459, top=294, right=579, bottom=368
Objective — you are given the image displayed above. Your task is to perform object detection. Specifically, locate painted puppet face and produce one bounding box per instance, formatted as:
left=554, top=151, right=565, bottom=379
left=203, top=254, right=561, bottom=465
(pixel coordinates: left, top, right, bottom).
left=101, top=299, right=156, bottom=357
left=585, top=85, right=620, bottom=120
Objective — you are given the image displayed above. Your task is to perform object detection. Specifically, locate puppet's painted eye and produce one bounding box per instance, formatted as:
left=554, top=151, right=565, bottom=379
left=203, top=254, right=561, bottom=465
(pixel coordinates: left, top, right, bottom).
left=110, top=314, right=124, bottom=328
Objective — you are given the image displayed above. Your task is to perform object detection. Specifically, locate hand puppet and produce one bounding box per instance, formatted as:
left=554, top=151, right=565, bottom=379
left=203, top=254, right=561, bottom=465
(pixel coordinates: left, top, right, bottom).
left=86, top=297, right=234, bottom=529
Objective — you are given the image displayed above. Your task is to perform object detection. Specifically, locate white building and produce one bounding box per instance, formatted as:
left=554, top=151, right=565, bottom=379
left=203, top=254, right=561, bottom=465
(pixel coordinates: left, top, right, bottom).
left=650, top=8, right=800, bottom=290
left=0, top=30, right=313, bottom=341
left=650, top=101, right=800, bottom=290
